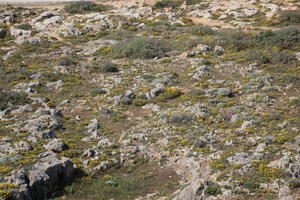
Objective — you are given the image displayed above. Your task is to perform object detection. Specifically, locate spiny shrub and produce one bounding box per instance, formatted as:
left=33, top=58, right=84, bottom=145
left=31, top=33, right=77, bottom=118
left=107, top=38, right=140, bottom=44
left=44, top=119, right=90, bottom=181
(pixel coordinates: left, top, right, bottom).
left=90, top=88, right=107, bottom=96
left=257, top=27, right=300, bottom=49
left=278, top=10, right=300, bottom=25
left=186, top=0, right=202, bottom=5
left=215, top=29, right=255, bottom=51
left=147, top=20, right=177, bottom=33
left=58, top=57, right=76, bottom=66
left=16, top=24, right=32, bottom=30
left=204, top=182, right=222, bottom=196
left=0, top=90, right=31, bottom=111
left=184, top=24, right=214, bottom=36
left=64, top=1, right=107, bottom=14
left=110, top=37, right=169, bottom=59
left=154, top=0, right=181, bottom=9
left=242, top=49, right=296, bottom=65
left=89, top=61, right=119, bottom=73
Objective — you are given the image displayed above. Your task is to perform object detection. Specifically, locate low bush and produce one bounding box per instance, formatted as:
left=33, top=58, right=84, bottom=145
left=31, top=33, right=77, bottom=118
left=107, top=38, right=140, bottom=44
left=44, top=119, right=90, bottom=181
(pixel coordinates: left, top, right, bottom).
left=186, top=0, right=202, bottom=5
left=90, top=88, right=107, bottom=96
left=257, top=27, right=300, bottom=49
left=64, top=1, right=107, bottom=14
left=183, top=25, right=214, bottom=36
left=16, top=24, right=32, bottom=30
left=154, top=0, right=181, bottom=9
left=242, top=49, right=296, bottom=65
left=58, top=57, right=76, bottom=66
left=109, top=37, right=169, bottom=59
left=89, top=61, right=119, bottom=73
left=204, top=182, right=222, bottom=196
left=278, top=10, right=300, bottom=25
left=215, top=29, right=255, bottom=51
left=0, top=90, right=31, bottom=111
left=156, top=88, right=182, bottom=101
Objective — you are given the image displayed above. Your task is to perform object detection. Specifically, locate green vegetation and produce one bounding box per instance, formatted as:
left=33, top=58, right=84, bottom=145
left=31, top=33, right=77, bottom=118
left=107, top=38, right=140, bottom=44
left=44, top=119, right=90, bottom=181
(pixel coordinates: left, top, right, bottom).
left=154, top=0, right=181, bottom=9
left=156, top=87, right=182, bottom=101
left=204, top=182, right=222, bottom=196
left=109, top=37, right=169, bottom=59
left=16, top=24, right=32, bottom=30
left=55, top=166, right=179, bottom=200
left=278, top=10, right=300, bottom=25
left=64, top=1, right=108, bottom=14
left=58, top=57, right=76, bottom=66
left=215, top=29, right=255, bottom=51
left=242, top=49, right=296, bottom=65
left=257, top=26, right=300, bottom=49
left=0, top=90, right=31, bottom=111
left=90, top=88, right=107, bottom=96
left=89, top=61, right=119, bottom=73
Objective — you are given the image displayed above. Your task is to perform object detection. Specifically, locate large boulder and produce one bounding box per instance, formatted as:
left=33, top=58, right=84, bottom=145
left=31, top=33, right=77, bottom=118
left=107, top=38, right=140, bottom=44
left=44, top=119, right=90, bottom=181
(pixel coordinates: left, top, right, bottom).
left=6, top=153, right=74, bottom=200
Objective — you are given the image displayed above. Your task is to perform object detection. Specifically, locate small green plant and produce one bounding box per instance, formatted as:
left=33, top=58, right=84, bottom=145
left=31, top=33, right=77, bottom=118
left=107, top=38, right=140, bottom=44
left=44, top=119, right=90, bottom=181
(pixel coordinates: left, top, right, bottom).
left=184, top=25, right=214, bottom=36
left=257, top=27, right=300, bottom=49
left=109, top=37, right=169, bottom=59
left=58, top=57, right=76, bottom=66
left=89, top=61, right=119, bottom=73
left=90, top=88, right=107, bottom=96
left=0, top=90, right=31, bottom=111
left=204, top=182, right=222, bottom=196
left=132, top=98, right=148, bottom=106
left=64, top=1, right=108, bottom=14
left=16, top=24, right=32, bottom=30
left=278, top=10, right=300, bottom=25
left=154, top=0, right=180, bottom=9
left=215, top=29, right=255, bottom=51
left=242, top=49, right=296, bottom=65
left=156, top=88, right=182, bottom=101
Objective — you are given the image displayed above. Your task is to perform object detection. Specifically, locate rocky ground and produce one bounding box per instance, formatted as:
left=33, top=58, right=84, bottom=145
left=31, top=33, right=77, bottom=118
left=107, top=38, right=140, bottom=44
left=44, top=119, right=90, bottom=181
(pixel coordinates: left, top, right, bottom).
left=0, top=0, right=299, bottom=199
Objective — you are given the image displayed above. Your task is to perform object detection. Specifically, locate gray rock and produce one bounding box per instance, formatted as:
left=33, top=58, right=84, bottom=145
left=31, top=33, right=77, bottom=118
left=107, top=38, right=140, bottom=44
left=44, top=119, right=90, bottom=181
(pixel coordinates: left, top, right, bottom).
left=7, top=154, right=74, bottom=200
left=173, top=179, right=204, bottom=200
left=146, top=87, right=164, bottom=99
left=40, top=130, right=57, bottom=139
left=227, top=152, right=250, bottom=165
left=97, top=138, right=112, bottom=147
left=43, top=139, right=66, bottom=152
left=114, top=90, right=135, bottom=105
left=188, top=104, right=209, bottom=118
left=0, top=28, right=7, bottom=39
left=230, top=114, right=244, bottom=122
left=214, top=46, right=225, bottom=56
left=14, top=141, right=33, bottom=151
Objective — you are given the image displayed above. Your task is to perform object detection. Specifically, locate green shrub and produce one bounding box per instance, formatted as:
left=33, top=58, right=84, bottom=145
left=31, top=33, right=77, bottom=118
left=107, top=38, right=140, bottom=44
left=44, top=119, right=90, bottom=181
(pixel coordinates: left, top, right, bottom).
left=64, top=1, right=107, bottom=14
left=90, top=88, right=107, bottom=96
left=154, top=0, right=180, bottom=9
left=89, top=61, right=119, bottom=73
left=0, top=90, right=31, bottom=111
left=278, top=10, right=300, bottom=25
left=242, top=49, right=296, bottom=65
left=156, top=88, right=182, bottom=101
left=204, top=182, right=222, bottom=196
left=186, top=0, right=202, bottom=5
left=58, top=57, right=76, bottom=66
left=110, top=37, right=169, bottom=59
left=257, top=27, right=300, bottom=49
left=172, top=38, right=199, bottom=52
left=132, top=98, right=148, bottom=106
left=16, top=24, right=32, bottom=30
left=184, top=25, right=214, bottom=36
left=147, top=20, right=177, bottom=33
left=215, top=29, right=255, bottom=51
